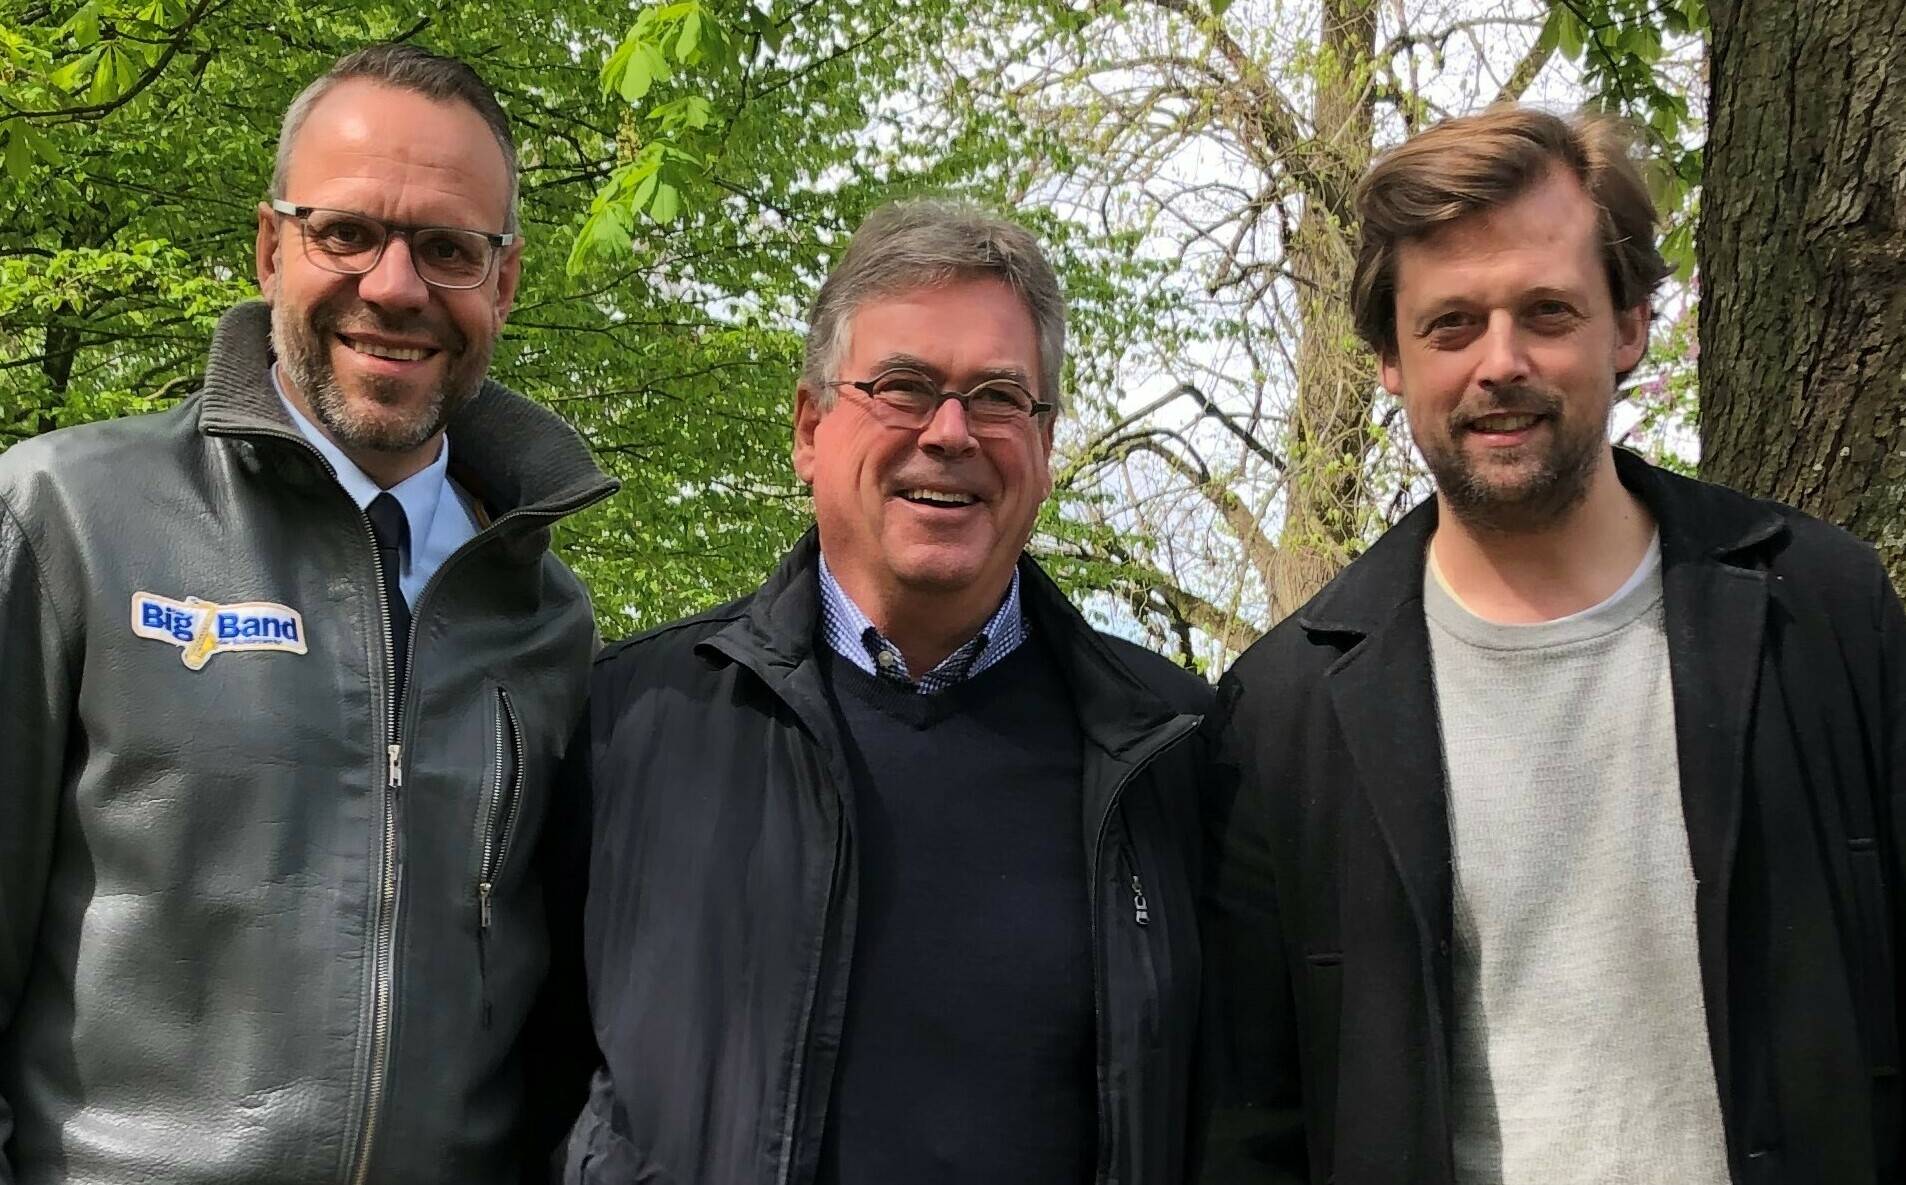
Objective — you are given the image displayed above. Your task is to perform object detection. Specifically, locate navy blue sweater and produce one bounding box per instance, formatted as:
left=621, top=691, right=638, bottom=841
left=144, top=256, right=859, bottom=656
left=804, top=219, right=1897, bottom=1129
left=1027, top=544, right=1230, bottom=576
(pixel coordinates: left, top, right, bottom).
left=815, top=636, right=1095, bottom=1185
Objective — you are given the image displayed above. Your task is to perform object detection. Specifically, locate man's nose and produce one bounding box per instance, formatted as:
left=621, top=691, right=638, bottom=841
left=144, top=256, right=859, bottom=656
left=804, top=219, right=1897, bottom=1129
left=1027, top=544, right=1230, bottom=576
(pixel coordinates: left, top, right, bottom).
left=354, top=236, right=432, bottom=312
left=1473, top=310, right=1533, bottom=390
left=918, top=395, right=979, bottom=456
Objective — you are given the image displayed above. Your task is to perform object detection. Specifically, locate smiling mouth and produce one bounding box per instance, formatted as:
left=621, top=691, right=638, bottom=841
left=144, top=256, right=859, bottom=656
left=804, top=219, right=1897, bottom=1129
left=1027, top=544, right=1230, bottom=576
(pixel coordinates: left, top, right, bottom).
left=339, top=334, right=437, bottom=363
left=897, top=488, right=980, bottom=507
left=1467, top=412, right=1543, bottom=433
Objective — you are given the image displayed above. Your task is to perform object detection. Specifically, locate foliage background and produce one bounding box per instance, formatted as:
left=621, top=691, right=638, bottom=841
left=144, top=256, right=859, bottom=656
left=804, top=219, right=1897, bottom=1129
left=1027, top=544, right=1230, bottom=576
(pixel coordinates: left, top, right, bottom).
left=0, top=0, right=1730, bottom=662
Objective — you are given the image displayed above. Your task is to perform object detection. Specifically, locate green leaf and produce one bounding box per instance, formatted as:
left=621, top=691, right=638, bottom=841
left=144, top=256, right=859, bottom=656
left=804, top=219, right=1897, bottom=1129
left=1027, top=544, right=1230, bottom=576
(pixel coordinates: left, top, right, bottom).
left=617, top=43, right=655, bottom=102
left=2, top=126, right=31, bottom=183
left=48, top=47, right=102, bottom=92
left=21, top=123, right=63, bottom=166
left=639, top=42, right=672, bottom=87
left=677, top=10, right=702, bottom=61
left=1660, top=221, right=1695, bottom=281
left=629, top=168, right=660, bottom=212
left=649, top=180, right=680, bottom=222
left=87, top=49, right=120, bottom=103
left=600, top=37, right=636, bottom=97
left=1555, top=8, right=1585, bottom=61
left=63, top=2, right=102, bottom=48
left=112, top=42, right=142, bottom=91
left=1535, top=7, right=1563, bottom=55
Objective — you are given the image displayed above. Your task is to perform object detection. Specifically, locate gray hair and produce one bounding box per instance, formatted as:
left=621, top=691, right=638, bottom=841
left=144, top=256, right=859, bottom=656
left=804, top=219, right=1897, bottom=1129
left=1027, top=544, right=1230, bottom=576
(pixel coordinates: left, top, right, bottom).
left=271, top=43, right=519, bottom=235
left=802, top=200, right=1067, bottom=413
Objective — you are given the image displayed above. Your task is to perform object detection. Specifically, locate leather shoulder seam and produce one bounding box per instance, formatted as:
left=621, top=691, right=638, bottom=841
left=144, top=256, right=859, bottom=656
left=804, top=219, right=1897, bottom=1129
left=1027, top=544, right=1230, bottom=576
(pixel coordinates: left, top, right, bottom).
left=0, top=488, right=78, bottom=662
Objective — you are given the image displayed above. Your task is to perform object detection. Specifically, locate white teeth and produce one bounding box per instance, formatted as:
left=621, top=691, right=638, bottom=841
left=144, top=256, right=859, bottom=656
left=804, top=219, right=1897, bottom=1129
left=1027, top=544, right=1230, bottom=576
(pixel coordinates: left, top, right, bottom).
left=901, top=488, right=978, bottom=506
left=344, top=337, right=431, bottom=362
left=1474, top=414, right=1538, bottom=432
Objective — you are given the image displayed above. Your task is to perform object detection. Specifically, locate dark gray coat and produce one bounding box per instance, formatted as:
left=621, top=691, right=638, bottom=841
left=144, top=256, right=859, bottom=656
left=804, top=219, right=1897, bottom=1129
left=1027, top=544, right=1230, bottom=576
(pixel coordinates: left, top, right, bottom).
left=0, top=302, right=615, bottom=1184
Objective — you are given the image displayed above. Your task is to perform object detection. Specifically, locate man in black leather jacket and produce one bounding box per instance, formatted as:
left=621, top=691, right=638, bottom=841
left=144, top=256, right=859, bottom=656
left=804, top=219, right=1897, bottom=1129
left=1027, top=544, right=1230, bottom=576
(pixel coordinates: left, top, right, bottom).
left=0, top=45, right=614, bottom=1184
left=551, top=201, right=1212, bottom=1184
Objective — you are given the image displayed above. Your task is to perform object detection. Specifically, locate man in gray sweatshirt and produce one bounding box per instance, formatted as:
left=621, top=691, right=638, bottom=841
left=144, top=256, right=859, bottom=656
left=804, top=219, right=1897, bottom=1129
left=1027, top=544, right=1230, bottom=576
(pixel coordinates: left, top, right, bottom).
left=1203, top=105, right=1906, bottom=1185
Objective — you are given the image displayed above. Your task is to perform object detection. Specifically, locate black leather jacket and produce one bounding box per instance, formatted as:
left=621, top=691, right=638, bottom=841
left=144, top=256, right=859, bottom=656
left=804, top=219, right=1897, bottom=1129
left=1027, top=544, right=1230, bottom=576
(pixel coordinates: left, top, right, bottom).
left=554, top=534, right=1214, bottom=1184
left=0, top=302, right=616, bottom=1184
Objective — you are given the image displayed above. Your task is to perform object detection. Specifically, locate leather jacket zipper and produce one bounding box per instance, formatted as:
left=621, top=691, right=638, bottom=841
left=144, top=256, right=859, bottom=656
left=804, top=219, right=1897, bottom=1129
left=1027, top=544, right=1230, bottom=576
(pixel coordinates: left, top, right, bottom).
left=350, top=505, right=407, bottom=1185
left=1086, top=716, right=1198, bottom=1185
left=201, top=423, right=616, bottom=1185
left=476, top=686, right=524, bottom=1028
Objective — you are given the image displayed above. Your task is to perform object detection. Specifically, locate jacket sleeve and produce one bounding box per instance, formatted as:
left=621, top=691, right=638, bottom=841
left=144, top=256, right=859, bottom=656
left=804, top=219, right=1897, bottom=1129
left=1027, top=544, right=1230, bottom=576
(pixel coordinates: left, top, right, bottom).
left=1881, top=567, right=1906, bottom=1173
left=0, top=493, right=75, bottom=1184
left=1197, top=676, right=1309, bottom=1184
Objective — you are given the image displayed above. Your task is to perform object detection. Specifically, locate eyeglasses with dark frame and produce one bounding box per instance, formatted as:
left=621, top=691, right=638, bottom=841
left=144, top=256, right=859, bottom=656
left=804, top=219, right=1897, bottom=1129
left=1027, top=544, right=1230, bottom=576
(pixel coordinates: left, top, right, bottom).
left=828, top=368, right=1055, bottom=434
left=269, top=200, right=514, bottom=291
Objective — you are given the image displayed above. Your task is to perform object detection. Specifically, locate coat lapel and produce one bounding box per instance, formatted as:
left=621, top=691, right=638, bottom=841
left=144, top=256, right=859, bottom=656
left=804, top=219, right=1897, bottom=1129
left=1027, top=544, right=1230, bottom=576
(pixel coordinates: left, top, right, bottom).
left=1661, top=550, right=1764, bottom=1108
left=1327, top=603, right=1454, bottom=985
left=1301, top=499, right=1454, bottom=985
left=1619, top=448, right=1785, bottom=1120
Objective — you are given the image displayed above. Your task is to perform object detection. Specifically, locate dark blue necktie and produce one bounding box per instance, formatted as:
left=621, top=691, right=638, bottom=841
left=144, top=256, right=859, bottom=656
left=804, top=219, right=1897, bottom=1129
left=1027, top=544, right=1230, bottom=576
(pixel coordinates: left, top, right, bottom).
left=365, top=492, right=412, bottom=710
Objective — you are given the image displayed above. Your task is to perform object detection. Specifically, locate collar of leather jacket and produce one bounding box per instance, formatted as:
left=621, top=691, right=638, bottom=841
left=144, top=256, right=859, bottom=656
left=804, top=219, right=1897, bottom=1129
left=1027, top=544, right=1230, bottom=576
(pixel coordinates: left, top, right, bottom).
left=194, top=300, right=617, bottom=520
left=1294, top=446, right=1791, bottom=639
left=706, top=528, right=1191, bottom=759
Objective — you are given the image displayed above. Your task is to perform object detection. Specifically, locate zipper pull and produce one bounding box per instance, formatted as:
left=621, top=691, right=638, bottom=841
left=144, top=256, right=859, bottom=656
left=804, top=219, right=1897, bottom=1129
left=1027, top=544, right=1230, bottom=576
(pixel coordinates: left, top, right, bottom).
left=476, top=883, right=494, bottom=1030
left=1131, top=873, right=1150, bottom=927
left=387, top=743, right=403, bottom=789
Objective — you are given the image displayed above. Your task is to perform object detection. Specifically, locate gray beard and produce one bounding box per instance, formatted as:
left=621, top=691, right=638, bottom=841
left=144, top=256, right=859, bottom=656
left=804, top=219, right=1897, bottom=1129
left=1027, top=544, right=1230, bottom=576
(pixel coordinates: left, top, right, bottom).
left=270, top=298, right=490, bottom=453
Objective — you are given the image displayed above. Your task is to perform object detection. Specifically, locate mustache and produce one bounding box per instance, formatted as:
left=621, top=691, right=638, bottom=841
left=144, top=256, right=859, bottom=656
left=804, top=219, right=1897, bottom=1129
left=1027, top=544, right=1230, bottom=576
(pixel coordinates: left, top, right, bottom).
left=313, top=301, right=463, bottom=354
left=1448, top=384, right=1562, bottom=430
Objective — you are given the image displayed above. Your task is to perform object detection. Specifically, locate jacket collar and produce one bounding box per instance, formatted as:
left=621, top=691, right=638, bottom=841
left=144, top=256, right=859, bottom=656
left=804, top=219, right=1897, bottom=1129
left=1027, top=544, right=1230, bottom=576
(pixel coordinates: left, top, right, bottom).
left=195, top=300, right=616, bottom=518
left=1296, top=448, right=1787, bottom=638
left=1303, top=447, right=1786, bottom=1122
left=710, top=529, right=1187, bottom=757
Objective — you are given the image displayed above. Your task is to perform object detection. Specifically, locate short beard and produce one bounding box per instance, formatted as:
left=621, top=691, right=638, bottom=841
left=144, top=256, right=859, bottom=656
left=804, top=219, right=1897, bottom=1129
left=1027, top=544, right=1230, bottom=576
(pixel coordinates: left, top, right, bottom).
left=1419, top=383, right=1607, bottom=535
left=271, top=295, right=490, bottom=454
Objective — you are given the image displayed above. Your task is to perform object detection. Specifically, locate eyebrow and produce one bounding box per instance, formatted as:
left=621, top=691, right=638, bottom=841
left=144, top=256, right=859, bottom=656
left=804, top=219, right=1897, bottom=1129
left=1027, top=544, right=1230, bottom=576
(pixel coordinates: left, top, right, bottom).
left=1407, top=286, right=1590, bottom=332
left=871, top=353, right=1034, bottom=388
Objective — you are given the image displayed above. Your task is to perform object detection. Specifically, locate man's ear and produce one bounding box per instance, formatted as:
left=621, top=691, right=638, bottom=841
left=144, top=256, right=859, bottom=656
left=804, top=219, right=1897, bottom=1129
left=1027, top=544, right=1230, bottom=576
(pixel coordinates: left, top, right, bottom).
left=1037, top=411, right=1057, bottom=495
left=1378, top=343, right=1404, bottom=397
left=256, top=202, right=281, bottom=300
left=492, top=239, right=524, bottom=328
left=792, top=383, right=824, bottom=484
left=1615, top=302, right=1651, bottom=374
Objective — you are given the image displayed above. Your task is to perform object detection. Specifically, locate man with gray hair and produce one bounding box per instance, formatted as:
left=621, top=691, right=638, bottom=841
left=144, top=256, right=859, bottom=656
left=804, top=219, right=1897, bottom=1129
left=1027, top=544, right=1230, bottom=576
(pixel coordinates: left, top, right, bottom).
left=551, top=200, right=1212, bottom=1183
left=0, top=43, right=614, bottom=1182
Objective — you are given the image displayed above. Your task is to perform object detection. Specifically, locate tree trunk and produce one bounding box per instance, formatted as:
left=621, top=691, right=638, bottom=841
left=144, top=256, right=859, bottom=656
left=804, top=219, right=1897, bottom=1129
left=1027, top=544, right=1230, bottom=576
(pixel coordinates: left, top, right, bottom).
left=1269, top=0, right=1379, bottom=621
left=1701, top=0, right=1906, bottom=595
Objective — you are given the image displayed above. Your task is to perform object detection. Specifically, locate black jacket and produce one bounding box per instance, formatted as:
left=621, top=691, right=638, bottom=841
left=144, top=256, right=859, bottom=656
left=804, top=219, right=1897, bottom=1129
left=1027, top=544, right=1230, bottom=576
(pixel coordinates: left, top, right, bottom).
left=1203, top=451, right=1906, bottom=1185
left=554, top=532, right=1214, bottom=1184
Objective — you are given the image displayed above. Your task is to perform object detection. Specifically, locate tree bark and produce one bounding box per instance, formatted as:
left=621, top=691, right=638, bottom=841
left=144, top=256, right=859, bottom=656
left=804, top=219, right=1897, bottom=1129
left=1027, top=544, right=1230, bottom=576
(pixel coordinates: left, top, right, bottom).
left=1269, top=0, right=1380, bottom=621
left=1701, top=0, right=1906, bottom=594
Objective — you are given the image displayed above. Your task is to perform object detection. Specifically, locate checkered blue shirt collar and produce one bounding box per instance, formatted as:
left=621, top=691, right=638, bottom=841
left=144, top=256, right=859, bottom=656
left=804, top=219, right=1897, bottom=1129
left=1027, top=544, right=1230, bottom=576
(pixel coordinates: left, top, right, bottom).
left=816, top=552, right=1028, bottom=694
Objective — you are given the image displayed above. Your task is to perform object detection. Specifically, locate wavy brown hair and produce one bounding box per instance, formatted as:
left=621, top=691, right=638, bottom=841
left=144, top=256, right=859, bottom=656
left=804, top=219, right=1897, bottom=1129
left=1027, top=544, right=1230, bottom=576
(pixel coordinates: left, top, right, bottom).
left=1351, top=106, right=1670, bottom=357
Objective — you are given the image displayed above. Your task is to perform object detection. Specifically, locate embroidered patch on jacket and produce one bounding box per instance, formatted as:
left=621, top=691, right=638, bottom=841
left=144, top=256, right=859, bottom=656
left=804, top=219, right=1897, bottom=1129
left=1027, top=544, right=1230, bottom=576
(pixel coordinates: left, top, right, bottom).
left=130, top=591, right=308, bottom=670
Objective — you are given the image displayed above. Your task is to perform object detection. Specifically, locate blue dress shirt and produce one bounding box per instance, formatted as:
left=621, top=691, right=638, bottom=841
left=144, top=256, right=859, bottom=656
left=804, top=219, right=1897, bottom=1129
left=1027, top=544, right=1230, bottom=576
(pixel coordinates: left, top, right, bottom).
left=272, top=367, right=479, bottom=607
left=816, top=551, right=1028, bottom=694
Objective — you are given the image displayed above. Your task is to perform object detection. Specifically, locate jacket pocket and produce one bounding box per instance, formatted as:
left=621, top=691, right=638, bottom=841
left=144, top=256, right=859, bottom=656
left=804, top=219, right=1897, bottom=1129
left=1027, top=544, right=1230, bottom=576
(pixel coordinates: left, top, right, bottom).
left=476, top=684, right=524, bottom=1027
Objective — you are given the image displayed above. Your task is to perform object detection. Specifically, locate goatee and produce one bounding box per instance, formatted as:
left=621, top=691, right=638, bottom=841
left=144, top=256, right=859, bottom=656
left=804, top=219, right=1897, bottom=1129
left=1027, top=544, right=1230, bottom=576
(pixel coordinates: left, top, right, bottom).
left=1419, top=383, right=1606, bottom=534
left=270, top=296, right=490, bottom=453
